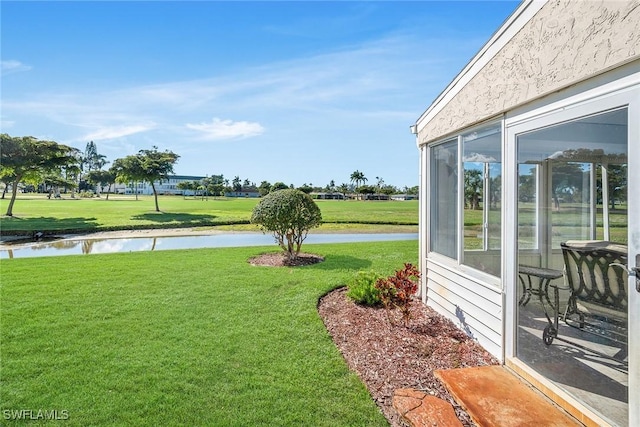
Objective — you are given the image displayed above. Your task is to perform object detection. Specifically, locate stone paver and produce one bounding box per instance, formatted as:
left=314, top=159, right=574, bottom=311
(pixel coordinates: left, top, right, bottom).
left=392, top=388, right=463, bottom=427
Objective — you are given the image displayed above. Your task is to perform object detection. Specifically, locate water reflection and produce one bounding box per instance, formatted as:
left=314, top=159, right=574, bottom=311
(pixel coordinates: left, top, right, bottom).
left=0, top=233, right=417, bottom=259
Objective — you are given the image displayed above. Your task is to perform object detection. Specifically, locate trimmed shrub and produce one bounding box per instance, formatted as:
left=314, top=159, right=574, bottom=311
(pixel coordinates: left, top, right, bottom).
left=346, top=270, right=384, bottom=306
left=250, top=189, right=322, bottom=260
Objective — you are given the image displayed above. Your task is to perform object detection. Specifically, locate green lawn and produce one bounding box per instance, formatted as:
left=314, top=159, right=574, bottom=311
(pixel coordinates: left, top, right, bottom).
left=1, top=240, right=417, bottom=426
left=0, top=195, right=418, bottom=234
left=462, top=202, right=628, bottom=248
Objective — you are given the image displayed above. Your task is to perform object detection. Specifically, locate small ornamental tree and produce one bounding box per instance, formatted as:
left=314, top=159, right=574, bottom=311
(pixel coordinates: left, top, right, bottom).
left=251, top=189, right=322, bottom=261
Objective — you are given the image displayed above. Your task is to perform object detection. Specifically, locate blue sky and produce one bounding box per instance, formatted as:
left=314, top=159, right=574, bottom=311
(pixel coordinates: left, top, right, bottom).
left=1, top=1, right=518, bottom=189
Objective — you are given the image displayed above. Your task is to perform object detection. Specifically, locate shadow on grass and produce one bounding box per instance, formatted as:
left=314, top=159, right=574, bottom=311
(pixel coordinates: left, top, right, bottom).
left=131, top=212, right=218, bottom=224
left=311, top=254, right=372, bottom=271
left=0, top=216, right=100, bottom=234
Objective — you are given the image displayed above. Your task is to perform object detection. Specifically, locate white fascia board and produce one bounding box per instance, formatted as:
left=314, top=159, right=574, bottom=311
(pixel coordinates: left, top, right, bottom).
left=414, top=0, right=547, bottom=134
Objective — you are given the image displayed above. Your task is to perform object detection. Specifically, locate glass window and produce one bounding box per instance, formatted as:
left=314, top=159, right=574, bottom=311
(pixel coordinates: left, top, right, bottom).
left=462, top=124, right=502, bottom=276
left=430, top=138, right=458, bottom=259
left=517, top=108, right=628, bottom=256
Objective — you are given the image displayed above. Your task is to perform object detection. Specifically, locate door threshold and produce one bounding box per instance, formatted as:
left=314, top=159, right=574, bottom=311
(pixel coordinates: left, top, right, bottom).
left=506, top=359, right=616, bottom=427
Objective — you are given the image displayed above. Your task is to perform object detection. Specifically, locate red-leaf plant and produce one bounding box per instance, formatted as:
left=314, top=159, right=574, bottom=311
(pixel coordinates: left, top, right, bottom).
left=375, top=263, right=421, bottom=326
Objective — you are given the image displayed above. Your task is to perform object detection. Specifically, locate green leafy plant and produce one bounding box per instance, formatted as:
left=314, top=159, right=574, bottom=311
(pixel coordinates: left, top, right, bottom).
left=250, top=189, right=322, bottom=261
left=346, top=270, right=384, bottom=306
left=375, top=263, right=421, bottom=326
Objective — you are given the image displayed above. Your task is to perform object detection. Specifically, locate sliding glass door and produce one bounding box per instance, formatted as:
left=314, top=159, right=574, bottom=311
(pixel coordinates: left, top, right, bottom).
left=506, top=85, right=638, bottom=426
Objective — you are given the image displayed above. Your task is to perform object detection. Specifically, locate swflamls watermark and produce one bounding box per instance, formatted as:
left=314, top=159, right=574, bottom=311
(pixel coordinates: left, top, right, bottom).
left=2, top=409, right=69, bottom=421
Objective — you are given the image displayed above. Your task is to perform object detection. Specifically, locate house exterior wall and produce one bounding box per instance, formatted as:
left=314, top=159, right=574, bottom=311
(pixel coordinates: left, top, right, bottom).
left=425, top=258, right=503, bottom=357
left=414, top=0, right=639, bottom=423
left=416, top=0, right=640, bottom=360
left=417, top=0, right=640, bottom=145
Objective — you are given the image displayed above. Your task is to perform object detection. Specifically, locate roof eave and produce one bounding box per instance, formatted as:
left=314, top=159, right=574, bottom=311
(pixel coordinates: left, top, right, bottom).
left=414, top=0, right=547, bottom=134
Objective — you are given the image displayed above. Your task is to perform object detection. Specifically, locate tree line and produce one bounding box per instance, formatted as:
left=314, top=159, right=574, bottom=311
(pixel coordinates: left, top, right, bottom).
left=0, top=134, right=419, bottom=216
left=178, top=175, right=418, bottom=199
left=1, top=135, right=179, bottom=215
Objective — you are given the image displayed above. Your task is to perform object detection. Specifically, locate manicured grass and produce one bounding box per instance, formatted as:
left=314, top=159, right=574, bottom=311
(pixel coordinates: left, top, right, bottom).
left=0, top=195, right=418, bottom=234
left=462, top=203, right=628, bottom=247
left=1, top=240, right=417, bottom=426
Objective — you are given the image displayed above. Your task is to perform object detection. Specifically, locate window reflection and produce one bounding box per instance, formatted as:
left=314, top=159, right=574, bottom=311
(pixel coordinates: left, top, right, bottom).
left=462, top=124, right=502, bottom=277
left=516, top=108, right=628, bottom=426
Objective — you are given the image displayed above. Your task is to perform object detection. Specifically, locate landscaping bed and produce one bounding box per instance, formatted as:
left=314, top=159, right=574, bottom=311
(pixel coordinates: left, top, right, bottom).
left=318, top=287, right=499, bottom=427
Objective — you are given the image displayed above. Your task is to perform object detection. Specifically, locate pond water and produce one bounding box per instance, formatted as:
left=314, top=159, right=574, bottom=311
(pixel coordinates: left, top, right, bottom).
left=0, top=233, right=418, bottom=259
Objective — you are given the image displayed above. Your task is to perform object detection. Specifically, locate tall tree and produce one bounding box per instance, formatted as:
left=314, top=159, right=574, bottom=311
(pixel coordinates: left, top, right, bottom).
left=42, top=173, right=76, bottom=198
left=176, top=181, right=196, bottom=198
left=63, top=159, right=82, bottom=198
left=258, top=180, right=272, bottom=197
left=111, top=156, right=143, bottom=200
left=87, top=169, right=117, bottom=200
left=82, top=141, right=108, bottom=172
left=350, top=170, right=367, bottom=199
left=79, top=141, right=108, bottom=193
left=464, top=169, right=483, bottom=210
left=1, top=172, right=17, bottom=199
left=350, top=170, right=365, bottom=188
left=270, top=182, right=289, bottom=192
left=0, top=134, right=79, bottom=216
left=551, top=162, right=584, bottom=210
left=596, top=164, right=627, bottom=209
left=112, top=147, right=179, bottom=212
left=297, top=184, right=313, bottom=194
left=204, top=175, right=225, bottom=197
left=232, top=176, right=242, bottom=192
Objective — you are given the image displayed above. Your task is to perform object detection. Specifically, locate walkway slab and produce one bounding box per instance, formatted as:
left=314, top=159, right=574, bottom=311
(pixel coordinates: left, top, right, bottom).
left=435, top=366, right=583, bottom=427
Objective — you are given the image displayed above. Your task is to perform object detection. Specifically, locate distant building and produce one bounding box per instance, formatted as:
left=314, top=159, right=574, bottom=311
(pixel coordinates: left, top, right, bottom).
left=111, top=175, right=206, bottom=195
left=363, top=193, right=389, bottom=201
left=311, top=192, right=345, bottom=200
left=224, top=191, right=260, bottom=198
left=390, top=194, right=417, bottom=201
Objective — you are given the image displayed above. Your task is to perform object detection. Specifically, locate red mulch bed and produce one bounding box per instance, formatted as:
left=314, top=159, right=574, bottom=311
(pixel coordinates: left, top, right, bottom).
left=248, top=252, right=324, bottom=267
left=318, top=287, right=499, bottom=427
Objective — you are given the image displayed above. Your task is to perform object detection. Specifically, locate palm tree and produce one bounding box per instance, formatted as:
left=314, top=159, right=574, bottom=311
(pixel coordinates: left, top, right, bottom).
left=350, top=170, right=367, bottom=199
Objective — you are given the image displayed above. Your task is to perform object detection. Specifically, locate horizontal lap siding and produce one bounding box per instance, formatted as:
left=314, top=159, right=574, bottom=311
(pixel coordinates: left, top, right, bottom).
left=425, top=259, right=503, bottom=359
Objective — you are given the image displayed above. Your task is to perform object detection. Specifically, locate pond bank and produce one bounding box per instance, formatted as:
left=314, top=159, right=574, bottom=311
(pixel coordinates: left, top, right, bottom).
left=0, top=223, right=418, bottom=244
left=0, top=229, right=418, bottom=259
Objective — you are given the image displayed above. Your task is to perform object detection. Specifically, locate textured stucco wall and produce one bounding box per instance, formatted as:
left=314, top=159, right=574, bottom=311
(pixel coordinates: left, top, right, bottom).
left=418, top=0, right=640, bottom=144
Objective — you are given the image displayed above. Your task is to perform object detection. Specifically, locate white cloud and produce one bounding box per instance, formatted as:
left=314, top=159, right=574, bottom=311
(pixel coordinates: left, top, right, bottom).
left=464, top=153, right=498, bottom=163
left=82, top=123, right=156, bottom=141
left=186, top=118, right=265, bottom=141
left=1, top=60, right=32, bottom=75
left=1, top=31, right=471, bottom=157
left=0, top=119, right=16, bottom=130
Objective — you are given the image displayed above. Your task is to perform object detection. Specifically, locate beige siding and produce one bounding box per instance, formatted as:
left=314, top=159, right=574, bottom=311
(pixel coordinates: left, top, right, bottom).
left=418, top=0, right=640, bottom=144
left=426, top=259, right=503, bottom=359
